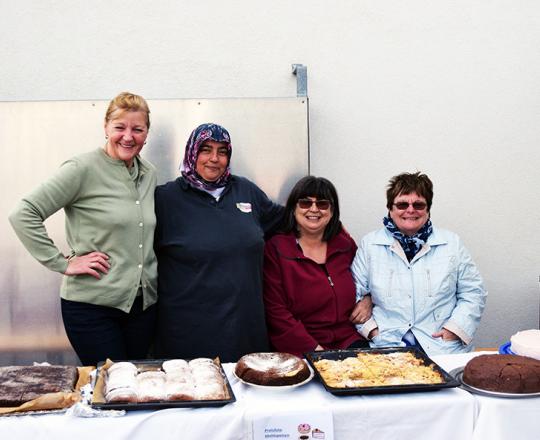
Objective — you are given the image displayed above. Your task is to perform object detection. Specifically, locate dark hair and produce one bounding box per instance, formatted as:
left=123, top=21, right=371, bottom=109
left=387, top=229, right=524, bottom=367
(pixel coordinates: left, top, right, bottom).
left=281, top=176, right=342, bottom=241
left=386, top=171, right=434, bottom=211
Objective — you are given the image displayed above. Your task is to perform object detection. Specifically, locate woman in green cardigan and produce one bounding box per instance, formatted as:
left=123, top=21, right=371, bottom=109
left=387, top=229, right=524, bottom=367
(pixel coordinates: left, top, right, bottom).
left=9, top=92, right=158, bottom=366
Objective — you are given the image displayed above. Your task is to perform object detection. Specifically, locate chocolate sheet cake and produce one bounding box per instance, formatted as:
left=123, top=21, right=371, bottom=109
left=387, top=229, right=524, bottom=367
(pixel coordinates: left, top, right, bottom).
left=0, top=365, right=78, bottom=407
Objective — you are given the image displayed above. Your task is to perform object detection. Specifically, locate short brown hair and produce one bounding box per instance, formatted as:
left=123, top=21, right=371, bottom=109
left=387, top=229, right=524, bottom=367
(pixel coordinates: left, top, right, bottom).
left=386, top=172, right=433, bottom=211
left=105, top=92, right=150, bottom=128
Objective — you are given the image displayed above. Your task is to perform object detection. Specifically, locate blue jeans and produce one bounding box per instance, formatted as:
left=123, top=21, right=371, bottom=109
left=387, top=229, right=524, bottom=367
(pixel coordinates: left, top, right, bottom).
left=61, top=295, right=156, bottom=366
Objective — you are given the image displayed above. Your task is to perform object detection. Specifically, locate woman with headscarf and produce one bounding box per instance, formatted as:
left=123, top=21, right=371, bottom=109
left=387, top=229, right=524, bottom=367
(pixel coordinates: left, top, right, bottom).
left=154, top=123, right=283, bottom=362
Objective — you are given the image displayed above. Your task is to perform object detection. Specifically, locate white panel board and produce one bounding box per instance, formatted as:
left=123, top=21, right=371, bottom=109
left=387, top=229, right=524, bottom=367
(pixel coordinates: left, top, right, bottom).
left=0, top=98, right=309, bottom=363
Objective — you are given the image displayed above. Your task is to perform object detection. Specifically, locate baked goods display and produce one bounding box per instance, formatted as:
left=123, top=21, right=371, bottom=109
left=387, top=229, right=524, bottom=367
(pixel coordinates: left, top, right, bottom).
left=462, top=354, right=540, bottom=393
left=0, top=365, right=78, bottom=407
left=312, top=351, right=444, bottom=388
left=235, top=352, right=311, bottom=386
left=102, top=358, right=229, bottom=405
left=510, top=329, right=540, bottom=360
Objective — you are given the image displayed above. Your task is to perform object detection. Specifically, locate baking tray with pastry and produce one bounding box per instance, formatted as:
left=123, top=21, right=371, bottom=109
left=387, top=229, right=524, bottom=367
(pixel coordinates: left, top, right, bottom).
left=91, top=357, right=236, bottom=411
left=304, top=347, right=459, bottom=395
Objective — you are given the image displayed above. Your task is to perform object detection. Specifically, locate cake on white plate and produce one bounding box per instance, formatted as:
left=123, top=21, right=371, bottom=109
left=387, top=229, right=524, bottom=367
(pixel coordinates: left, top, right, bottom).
left=510, top=329, right=540, bottom=360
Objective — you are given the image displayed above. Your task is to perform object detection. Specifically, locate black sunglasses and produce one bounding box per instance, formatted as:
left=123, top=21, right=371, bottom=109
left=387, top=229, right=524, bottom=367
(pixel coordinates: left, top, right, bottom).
left=393, top=201, right=427, bottom=211
left=297, top=199, right=331, bottom=210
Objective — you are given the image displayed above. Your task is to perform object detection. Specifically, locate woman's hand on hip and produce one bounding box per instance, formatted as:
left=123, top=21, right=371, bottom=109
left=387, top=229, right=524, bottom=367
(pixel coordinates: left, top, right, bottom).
left=350, top=294, right=373, bottom=324
left=64, top=252, right=110, bottom=279
left=432, top=328, right=459, bottom=341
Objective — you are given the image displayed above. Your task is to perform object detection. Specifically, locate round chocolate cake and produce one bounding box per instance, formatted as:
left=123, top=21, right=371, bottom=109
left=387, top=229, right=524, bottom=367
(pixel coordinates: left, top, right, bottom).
left=463, top=354, right=540, bottom=393
left=235, top=352, right=310, bottom=386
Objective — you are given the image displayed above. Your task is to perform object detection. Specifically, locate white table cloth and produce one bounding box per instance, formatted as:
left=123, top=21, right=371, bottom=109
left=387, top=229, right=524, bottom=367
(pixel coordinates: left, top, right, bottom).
left=0, top=352, right=537, bottom=440
left=433, top=352, right=540, bottom=440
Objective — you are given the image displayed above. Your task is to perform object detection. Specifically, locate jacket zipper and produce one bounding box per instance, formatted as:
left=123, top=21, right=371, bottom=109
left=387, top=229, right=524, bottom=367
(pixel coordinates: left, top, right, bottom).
left=321, top=263, right=334, bottom=286
left=322, top=264, right=337, bottom=321
left=327, top=274, right=334, bottom=287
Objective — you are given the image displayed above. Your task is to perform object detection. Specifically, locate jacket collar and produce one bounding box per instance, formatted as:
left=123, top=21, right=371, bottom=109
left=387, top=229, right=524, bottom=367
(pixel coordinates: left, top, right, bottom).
left=273, top=230, right=354, bottom=260
left=373, top=226, right=448, bottom=246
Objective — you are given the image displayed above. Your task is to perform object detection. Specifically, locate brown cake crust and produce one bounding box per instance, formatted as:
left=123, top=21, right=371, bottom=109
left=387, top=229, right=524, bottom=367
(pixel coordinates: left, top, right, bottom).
left=463, top=354, right=540, bottom=393
left=0, top=365, right=78, bottom=407
left=235, top=352, right=310, bottom=386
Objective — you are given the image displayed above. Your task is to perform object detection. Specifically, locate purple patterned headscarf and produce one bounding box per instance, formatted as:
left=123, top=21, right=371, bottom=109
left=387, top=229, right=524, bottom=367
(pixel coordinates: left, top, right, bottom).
left=180, top=123, right=232, bottom=190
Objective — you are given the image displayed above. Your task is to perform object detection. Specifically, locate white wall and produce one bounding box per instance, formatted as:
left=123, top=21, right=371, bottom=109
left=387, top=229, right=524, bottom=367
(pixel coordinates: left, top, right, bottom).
left=2, top=0, right=539, bottom=347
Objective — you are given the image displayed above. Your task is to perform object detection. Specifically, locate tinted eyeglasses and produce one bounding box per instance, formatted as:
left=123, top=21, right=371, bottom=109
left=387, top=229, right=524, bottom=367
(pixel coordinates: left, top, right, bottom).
left=297, top=199, right=331, bottom=210
left=393, top=201, right=428, bottom=211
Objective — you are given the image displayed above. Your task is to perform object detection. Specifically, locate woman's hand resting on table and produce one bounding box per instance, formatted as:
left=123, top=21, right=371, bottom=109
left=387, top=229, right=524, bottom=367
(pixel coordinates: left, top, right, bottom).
left=350, top=295, right=373, bottom=324
left=64, top=251, right=110, bottom=279
left=432, top=328, right=460, bottom=341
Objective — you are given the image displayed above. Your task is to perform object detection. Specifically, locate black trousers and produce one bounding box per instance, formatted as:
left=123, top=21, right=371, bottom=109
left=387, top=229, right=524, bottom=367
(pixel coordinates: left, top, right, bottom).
left=61, top=295, right=156, bottom=366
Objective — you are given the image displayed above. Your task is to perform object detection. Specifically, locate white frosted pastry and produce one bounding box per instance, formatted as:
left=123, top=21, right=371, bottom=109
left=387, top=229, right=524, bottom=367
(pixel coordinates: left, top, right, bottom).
left=511, top=329, right=540, bottom=360
left=166, top=379, right=195, bottom=400
left=188, top=358, right=215, bottom=368
left=166, top=370, right=193, bottom=383
left=107, top=361, right=137, bottom=375
left=195, top=381, right=226, bottom=400
left=192, top=367, right=221, bottom=383
left=106, top=364, right=137, bottom=394
left=137, top=371, right=166, bottom=402
left=162, top=359, right=189, bottom=374
left=105, top=386, right=138, bottom=403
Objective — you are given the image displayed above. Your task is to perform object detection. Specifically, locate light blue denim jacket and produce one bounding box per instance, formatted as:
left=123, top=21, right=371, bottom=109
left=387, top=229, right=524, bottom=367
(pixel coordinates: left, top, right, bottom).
left=351, top=226, right=487, bottom=355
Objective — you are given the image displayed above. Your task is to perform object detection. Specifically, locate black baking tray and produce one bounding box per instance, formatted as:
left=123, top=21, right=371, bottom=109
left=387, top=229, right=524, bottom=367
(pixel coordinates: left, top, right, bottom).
left=304, top=347, right=459, bottom=395
left=91, top=359, right=236, bottom=411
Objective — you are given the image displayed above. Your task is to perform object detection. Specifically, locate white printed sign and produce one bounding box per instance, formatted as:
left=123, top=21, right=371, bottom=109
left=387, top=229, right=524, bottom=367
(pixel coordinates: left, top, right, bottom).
left=251, top=408, right=333, bottom=440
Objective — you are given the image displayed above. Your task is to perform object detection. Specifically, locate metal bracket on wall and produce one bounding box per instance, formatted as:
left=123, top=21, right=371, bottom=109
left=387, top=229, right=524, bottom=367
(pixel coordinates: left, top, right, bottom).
left=292, top=64, right=308, bottom=97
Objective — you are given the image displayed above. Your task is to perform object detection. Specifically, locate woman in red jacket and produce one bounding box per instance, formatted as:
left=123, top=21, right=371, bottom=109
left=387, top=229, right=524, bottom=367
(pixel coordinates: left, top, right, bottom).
left=263, top=176, right=371, bottom=356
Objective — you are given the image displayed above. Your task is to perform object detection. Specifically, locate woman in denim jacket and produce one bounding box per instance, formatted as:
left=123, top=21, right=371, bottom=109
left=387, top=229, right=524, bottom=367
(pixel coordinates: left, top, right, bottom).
left=351, top=172, right=487, bottom=355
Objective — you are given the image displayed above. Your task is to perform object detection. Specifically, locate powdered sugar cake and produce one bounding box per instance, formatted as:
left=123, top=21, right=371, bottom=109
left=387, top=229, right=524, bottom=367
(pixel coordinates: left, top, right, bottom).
left=235, top=352, right=311, bottom=386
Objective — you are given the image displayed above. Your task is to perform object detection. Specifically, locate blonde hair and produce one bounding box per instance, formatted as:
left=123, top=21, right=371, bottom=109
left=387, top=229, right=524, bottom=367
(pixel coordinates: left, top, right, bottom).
left=105, top=92, right=150, bottom=128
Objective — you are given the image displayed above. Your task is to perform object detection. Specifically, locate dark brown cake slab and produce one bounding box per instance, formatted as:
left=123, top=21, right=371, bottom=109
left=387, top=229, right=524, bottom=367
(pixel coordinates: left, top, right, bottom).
left=0, top=365, right=78, bottom=407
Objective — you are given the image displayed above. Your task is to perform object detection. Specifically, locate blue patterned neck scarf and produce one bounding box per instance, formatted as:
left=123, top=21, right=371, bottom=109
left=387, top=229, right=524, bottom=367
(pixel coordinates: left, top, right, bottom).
left=180, top=123, right=232, bottom=190
left=383, top=216, right=433, bottom=261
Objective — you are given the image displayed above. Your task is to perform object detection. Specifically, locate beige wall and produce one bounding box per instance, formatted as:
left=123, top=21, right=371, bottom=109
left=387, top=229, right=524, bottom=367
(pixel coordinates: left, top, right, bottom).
left=1, top=1, right=539, bottom=351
